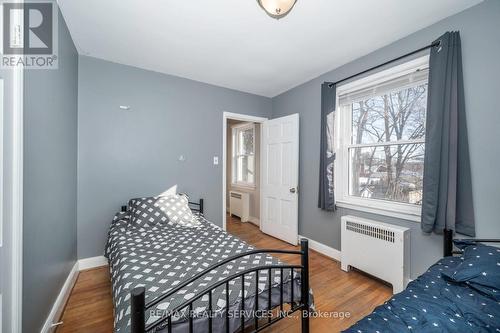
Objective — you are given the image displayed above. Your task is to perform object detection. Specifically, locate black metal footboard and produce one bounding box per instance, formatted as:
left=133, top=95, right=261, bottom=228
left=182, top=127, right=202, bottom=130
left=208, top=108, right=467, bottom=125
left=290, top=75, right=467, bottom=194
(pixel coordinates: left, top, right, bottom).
left=130, top=239, right=310, bottom=333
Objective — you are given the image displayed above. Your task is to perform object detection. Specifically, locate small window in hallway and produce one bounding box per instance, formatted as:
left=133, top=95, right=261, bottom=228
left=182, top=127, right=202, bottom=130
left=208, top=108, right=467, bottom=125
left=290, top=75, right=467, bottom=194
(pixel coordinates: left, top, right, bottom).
left=232, top=122, right=256, bottom=187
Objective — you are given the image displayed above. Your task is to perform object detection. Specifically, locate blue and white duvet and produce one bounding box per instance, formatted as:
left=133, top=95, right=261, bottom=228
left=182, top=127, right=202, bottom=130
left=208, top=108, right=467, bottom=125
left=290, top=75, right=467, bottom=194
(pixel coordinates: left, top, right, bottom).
left=345, top=256, right=500, bottom=332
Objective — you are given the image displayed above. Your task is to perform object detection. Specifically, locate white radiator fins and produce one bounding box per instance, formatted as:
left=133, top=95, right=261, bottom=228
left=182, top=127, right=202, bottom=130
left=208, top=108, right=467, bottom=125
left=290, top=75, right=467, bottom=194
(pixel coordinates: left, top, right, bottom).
left=341, top=216, right=410, bottom=293
left=345, top=221, right=396, bottom=243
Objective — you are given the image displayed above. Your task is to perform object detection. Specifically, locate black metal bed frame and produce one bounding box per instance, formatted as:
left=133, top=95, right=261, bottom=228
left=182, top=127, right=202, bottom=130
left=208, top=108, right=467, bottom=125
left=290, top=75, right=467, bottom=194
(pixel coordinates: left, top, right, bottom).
left=188, top=198, right=204, bottom=215
left=127, top=198, right=310, bottom=333
left=122, top=197, right=204, bottom=215
left=443, top=228, right=500, bottom=256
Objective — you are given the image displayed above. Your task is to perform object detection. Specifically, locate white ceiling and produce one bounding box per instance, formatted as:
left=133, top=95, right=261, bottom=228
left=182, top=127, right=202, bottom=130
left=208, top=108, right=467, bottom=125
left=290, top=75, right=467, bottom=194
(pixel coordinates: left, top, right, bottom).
left=58, top=0, right=482, bottom=97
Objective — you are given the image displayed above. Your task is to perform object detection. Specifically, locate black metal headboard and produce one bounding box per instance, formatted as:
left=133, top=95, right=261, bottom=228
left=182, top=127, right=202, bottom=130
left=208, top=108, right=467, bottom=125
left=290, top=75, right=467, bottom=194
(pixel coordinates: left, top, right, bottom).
left=188, top=198, right=204, bottom=214
left=121, top=197, right=204, bottom=215
left=444, top=228, right=500, bottom=256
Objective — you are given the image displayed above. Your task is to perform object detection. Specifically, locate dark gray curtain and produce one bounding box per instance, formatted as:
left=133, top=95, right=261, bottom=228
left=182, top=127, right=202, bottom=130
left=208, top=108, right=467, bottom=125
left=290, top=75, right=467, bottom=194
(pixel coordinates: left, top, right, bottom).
left=421, top=31, right=475, bottom=236
left=318, top=82, right=336, bottom=211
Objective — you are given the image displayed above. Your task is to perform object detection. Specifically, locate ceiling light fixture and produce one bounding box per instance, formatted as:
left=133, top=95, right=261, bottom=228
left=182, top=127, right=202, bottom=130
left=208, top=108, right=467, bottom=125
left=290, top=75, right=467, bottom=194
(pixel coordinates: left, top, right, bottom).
left=257, top=0, right=297, bottom=19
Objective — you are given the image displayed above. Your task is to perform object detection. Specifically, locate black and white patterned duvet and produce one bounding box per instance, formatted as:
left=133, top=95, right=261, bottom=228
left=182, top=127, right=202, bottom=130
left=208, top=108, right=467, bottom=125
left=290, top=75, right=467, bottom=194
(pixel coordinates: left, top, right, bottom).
left=105, top=212, right=309, bottom=332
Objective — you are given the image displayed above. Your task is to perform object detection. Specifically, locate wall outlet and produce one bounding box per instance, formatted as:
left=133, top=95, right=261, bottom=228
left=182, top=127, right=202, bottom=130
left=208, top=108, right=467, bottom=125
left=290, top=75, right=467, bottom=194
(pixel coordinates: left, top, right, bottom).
left=213, top=156, right=219, bottom=165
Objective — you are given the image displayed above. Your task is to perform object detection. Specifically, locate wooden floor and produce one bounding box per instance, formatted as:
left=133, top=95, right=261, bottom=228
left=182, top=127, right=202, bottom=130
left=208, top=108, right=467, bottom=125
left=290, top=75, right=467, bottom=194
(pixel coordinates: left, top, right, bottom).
left=57, top=216, right=391, bottom=333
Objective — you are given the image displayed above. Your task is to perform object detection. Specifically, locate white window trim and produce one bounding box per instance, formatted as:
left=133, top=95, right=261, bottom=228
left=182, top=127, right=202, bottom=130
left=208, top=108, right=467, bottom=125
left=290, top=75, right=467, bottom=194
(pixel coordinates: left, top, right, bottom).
left=231, top=183, right=257, bottom=190
left=231, top=122, right=256, bottom=189
left=334, top=55, right=429, bottom=222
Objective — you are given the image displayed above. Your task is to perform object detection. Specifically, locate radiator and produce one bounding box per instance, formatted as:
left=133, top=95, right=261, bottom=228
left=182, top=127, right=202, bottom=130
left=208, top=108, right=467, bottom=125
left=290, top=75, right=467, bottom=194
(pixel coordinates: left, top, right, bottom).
left=229, top=191, right=250, bottom=222
left=341, top=215, right=410, bottom=293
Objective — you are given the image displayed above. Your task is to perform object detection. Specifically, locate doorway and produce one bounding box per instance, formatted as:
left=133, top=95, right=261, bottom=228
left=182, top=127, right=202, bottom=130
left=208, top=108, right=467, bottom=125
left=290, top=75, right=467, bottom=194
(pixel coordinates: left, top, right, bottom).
left=222, top=112, right=266, bottom=231
left=222, top=112, right=300, bottom=246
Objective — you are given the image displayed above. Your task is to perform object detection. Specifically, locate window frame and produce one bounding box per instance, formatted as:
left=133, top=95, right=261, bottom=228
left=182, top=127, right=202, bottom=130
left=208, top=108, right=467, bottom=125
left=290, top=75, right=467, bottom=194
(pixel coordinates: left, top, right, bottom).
left=334, top=56, right=429, bottom=222
left=231, top=122, right=256, bottom=188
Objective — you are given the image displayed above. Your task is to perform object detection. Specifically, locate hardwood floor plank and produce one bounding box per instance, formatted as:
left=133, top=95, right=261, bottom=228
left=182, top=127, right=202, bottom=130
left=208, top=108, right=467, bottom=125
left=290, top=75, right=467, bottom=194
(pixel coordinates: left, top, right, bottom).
left=56, top=215, right=391, bottom=332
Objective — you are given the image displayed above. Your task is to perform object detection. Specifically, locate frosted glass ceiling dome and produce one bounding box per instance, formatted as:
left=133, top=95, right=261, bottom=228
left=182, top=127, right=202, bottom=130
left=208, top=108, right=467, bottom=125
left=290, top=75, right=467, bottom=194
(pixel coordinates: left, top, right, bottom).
left=257, top=0, right=297, bottom=19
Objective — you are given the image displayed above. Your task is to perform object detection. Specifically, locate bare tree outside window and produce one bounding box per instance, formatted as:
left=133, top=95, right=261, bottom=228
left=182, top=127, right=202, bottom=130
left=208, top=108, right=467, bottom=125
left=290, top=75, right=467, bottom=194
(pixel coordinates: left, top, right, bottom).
left=232, top=124, right=256, bottom=186
left=349, top=83, right=427, bottom=204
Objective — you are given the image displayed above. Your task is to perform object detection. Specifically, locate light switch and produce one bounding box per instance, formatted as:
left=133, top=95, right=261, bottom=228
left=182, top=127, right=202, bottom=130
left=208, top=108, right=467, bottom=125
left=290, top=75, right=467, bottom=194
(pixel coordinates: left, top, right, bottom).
left=178, top=155, right=185, bottom=162
left=213, top=156, right=219, bottom=165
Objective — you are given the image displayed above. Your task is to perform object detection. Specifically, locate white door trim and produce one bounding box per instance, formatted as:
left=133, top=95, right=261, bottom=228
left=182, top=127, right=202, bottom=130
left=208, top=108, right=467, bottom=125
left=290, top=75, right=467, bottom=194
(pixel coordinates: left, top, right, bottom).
left=222, top=112, right=267, bottom=231
left=0, top=78, right=3, bottom=333
left=11, top=61, right=24, bottom=333
left=0, top=79, right=3, bottom=249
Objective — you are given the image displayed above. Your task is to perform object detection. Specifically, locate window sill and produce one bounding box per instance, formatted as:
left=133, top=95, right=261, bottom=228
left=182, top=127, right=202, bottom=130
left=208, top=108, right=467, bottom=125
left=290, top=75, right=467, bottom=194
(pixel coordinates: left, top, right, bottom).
left=335, top=200, right=421, bottom=223
left=231, top=183, right=257, bottom=190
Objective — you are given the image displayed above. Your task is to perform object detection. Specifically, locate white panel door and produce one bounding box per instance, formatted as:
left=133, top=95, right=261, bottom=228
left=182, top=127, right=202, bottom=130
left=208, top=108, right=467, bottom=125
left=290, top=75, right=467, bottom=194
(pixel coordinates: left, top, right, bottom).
left=260, top=114, right=299, bottom=245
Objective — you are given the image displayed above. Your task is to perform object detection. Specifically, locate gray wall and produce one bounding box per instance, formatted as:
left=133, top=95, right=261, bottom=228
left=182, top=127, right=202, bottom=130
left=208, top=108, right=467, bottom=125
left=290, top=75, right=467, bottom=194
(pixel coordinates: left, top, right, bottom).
left=22, top=8, right=78, bottom=333
left=77, top=56, right=272, bottom=259
left=271, top=0, right=500, bottom=278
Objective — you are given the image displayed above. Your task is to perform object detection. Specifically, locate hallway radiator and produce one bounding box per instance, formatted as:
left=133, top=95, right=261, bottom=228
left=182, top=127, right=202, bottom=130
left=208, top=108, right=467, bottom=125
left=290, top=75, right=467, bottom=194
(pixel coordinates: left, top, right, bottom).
left=229, top=190, right=250, bottom=222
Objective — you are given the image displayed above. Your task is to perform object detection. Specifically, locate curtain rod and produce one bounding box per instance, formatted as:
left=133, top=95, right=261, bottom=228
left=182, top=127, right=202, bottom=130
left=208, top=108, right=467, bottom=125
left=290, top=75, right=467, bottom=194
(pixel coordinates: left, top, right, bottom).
left=327, top=40, right=441, bottom=88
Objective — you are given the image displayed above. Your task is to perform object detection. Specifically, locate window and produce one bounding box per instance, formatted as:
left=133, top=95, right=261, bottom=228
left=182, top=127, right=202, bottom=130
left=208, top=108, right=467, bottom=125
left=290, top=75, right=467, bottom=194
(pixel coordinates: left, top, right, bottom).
left=335, top=57, right=429, bottom=220
left=232, top=123, right=255, bottom=187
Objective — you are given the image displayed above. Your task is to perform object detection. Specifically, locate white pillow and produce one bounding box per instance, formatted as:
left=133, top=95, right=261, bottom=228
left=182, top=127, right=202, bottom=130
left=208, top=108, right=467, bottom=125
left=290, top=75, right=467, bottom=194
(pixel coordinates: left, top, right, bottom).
left=156, top=195, right=199, bottom=227
left=157, top=184, right=177, bottom=197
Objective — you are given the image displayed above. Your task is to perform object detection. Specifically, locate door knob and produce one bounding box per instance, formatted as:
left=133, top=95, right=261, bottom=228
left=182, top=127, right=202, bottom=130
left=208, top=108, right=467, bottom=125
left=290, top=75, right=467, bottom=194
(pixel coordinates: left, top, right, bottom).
left=289, top=187, right=297, bottom=193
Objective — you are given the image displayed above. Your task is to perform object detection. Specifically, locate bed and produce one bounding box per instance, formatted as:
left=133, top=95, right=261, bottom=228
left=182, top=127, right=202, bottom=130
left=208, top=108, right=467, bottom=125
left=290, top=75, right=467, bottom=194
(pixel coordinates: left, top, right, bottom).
left=344, top=239, right=500, bottom=332
left=104, top=195, right=313, bottom=333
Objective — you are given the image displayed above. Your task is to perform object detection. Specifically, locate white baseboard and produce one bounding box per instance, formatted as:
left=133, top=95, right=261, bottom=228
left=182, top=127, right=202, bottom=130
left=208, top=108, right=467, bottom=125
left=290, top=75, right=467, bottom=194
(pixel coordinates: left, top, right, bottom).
left=41, top=262, right=79, bottom=333
left=299, top=235, right=341, bottom=261
left=248, top=216, right=260, bottom=226
left=40, top=256, right=109, bottom=332
left=78, top=255, right=108, bottom=270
